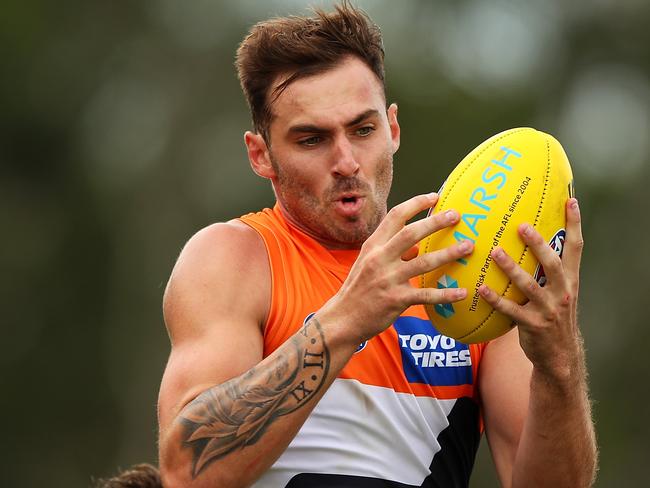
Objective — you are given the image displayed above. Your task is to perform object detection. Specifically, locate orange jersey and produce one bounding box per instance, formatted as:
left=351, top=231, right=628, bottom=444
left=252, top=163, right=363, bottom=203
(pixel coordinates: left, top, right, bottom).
left=240, top=204, right=486, bottom=488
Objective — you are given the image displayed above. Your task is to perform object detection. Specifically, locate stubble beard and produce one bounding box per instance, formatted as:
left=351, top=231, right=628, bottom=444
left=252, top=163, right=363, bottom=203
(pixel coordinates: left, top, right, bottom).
left=271, top=152, right=393, bottom=248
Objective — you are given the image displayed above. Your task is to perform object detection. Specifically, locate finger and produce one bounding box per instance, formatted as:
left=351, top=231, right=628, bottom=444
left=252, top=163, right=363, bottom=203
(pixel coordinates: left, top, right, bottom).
left=386, top=208, right=460, bottom=257
left=490, top=246, right=546, bottom=304
left=518, top=223, right=564, bottom=287
left=369, top=193, right=438, bottom=245
left=411, top=285, right=467, bottom=307
left=478, top=284, right=529, bottom=325
left=401, top=239, right=473, bottom=279
left=560, top=198, right=584, bottom=285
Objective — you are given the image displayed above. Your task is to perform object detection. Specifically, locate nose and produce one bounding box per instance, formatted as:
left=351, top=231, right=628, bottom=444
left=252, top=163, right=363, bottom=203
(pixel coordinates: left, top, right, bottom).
left=332, top=135, right=360, bottom=177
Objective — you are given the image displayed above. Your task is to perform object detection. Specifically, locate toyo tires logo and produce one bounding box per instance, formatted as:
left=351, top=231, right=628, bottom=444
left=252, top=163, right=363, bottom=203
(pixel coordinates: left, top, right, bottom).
left=393, top=316, right=473, bottom=387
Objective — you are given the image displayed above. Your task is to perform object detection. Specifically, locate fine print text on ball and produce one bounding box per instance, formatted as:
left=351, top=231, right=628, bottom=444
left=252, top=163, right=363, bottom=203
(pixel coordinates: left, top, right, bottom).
left=469, top=175, right=532, bottom=313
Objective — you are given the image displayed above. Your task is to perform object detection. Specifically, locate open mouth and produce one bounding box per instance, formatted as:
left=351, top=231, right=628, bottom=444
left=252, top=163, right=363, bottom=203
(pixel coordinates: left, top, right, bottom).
left=334, top=194, right=364, bottom=217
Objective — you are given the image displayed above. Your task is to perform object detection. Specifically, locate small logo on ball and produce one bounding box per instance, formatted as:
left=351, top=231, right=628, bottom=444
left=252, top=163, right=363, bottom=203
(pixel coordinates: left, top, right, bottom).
left=534, top=229, right=566, bottom=287
left=435, top=274, right=458, bottom=319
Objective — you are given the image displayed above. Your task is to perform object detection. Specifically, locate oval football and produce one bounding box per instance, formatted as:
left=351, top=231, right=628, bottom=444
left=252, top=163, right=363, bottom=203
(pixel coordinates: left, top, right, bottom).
left=419, top=127, right=574, bottom=343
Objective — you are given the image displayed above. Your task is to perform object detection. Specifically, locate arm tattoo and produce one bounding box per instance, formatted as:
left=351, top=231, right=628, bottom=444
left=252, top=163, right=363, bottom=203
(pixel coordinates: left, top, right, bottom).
left=178, top=316, right=331, bottom=478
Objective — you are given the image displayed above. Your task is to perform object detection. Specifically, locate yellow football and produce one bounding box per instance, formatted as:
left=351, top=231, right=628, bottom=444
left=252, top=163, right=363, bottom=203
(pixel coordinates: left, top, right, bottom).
left=419, top=127, right=574, bottom=343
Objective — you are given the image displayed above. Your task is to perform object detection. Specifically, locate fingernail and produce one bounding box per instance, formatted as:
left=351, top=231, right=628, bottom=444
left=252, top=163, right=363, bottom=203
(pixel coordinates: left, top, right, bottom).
left=570, top=198, right=580, bottom=215
left=521, top=223, right=533, bottom=236
left=427, top=192, right=438, bottom=200
left=478, top=285, right=489, bottom=297
left=445, top=209, right=458, bottom=222
left=458, top=240, right=472, bottom=253
left=492, top=247, right=504, bottom=259
left=456, top=288, right=467, bottom=299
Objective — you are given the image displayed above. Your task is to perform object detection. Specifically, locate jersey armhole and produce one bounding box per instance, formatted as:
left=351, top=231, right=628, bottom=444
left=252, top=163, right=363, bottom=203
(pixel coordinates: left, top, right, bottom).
left=237, top=217, right=283, bottom=348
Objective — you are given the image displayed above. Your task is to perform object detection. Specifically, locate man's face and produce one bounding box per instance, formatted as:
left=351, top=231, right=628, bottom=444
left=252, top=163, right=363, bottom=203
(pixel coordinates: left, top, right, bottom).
left=263, top=56, right=400, bottom=249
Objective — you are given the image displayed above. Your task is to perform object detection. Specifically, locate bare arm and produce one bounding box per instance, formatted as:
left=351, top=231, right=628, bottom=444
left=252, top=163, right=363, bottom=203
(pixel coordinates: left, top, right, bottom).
left=479, top=198, right=597, bottom=487
left=161, top=305, right=357, bottom=486
left=158, top=193, right=475, bottom=487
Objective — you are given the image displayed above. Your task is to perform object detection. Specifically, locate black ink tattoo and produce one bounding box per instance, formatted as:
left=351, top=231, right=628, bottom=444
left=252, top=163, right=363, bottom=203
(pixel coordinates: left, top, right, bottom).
left=288, top=381, right=314, bottom=402
left=303, top=350, right=325, bottom=369
left=179, top=316, right=330, bottom=478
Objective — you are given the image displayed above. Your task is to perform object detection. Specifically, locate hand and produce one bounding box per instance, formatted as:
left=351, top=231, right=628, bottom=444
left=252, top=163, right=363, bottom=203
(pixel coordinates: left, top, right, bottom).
left=478, top=198, right=584, bottom=381
left=325, top=192, right=474, bottom=345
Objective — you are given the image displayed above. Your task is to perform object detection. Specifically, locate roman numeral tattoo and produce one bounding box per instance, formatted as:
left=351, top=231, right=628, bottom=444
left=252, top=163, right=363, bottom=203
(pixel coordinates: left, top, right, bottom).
left=303, top=350, right=325, bottom=369
left=178, top=316, right=330, bottom=478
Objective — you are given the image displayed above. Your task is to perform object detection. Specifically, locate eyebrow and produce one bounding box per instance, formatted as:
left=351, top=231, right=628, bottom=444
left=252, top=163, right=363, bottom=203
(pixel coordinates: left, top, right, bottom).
left=287, top=109, right=380, bottom=135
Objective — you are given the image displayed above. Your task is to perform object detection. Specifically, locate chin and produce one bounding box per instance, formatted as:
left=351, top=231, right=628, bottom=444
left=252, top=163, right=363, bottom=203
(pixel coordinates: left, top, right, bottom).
left=335, top=220, right=375, bottom=245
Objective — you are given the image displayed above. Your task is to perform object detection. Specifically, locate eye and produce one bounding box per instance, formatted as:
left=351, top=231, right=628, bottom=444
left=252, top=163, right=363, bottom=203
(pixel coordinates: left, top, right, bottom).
left=356, top=126, right=375, bottom=137
left=299, top=135, right=323, bottom=147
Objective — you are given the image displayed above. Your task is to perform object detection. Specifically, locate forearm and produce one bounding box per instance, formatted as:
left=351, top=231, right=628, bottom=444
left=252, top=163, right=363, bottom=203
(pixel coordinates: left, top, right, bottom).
left=512, top=338, right=597, bottom=488
left=160, top=313, right=357, bottom=488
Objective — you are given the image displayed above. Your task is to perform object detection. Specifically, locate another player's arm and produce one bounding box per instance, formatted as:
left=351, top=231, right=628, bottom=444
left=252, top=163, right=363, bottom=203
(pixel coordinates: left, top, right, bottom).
left=479, top=198, right=597, bottom=488
left=158, top=194, right=474, bottom=488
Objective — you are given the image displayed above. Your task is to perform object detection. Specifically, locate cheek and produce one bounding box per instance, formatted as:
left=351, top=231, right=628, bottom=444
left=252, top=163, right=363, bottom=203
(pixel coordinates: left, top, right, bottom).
left=292, top=167, right=324, bottom=192
left=375, top=152, right=393, bottom=190
left=278, top=161, right=325, bottom=197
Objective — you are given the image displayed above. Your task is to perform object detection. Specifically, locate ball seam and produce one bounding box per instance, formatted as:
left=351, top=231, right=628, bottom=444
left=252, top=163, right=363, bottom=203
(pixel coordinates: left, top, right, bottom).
left=459, top=135, right=552, bottom=342
left=419, top=127, right=531, bottom=292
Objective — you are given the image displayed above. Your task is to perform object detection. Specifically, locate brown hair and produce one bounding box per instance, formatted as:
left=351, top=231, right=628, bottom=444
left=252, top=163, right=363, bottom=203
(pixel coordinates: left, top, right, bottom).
left=235, top=1, right=385, bottom=141
left=93, top=464, right=162, bottom=488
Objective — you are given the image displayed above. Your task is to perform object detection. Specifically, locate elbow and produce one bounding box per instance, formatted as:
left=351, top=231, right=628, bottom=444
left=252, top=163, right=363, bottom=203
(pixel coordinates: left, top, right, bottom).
left=160, top=460, right=249, bottom=488
left=158, top=440, right=195, bottom=488
left=158, top=418, right=259, bottom=487
left=159, top=465, right=185, bottom=488
left=158, top=451, right=193, bottom=488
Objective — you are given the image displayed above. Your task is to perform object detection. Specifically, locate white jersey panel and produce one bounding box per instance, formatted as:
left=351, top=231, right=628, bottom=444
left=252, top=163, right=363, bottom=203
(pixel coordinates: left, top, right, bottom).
left=252, top=378, right=457, bottom=487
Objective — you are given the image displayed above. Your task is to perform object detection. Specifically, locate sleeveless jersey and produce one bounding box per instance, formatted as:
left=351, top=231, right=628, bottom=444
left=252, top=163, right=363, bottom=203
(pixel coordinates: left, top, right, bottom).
left=240, top=205, right=486, bottom=488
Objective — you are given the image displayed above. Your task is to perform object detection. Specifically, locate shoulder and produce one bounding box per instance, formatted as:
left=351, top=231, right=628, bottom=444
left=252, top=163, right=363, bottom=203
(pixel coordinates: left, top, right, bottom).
left=175, top=219, right=266, bottom=270
left=163, top=219, right=270, bottom=343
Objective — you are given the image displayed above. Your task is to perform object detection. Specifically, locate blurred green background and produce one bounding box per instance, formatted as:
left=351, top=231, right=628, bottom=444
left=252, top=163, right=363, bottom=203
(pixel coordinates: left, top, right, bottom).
left=2, top=0, right=649, bottom=486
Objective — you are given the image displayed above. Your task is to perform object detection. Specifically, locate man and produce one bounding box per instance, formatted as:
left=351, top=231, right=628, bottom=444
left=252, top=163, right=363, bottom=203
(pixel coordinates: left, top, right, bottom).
left=157, top=3, right=597, bottom=487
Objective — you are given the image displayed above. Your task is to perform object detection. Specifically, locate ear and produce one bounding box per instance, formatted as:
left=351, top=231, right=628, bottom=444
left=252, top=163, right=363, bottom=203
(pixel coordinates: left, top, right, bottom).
left=245, top=131, right=276, bottom=179
left=387, top=103, right=401, bottom=153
